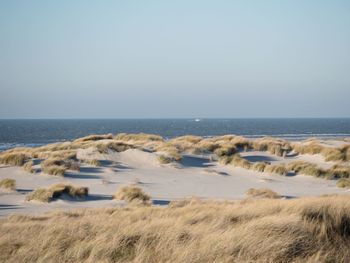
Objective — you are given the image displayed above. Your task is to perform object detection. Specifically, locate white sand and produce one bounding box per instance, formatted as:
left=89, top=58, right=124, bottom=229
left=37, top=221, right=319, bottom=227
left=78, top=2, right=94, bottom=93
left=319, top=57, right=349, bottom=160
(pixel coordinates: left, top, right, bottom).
left=1, top=147, right=349, bottom=217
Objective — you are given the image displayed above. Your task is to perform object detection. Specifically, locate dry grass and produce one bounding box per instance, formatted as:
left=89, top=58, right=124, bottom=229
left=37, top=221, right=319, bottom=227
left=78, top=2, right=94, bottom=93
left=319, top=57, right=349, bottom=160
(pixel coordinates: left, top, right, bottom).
left=169, top=135, right=202, bottom=144
left=74, top=133, right=113, bottom=142
left=0, top=178, right=16, bottom=191
left=158, top=155, right=173, bottom=164
left=286, top=161, right=350, bottom=179
left=40, top=158, right=80, bottom=176
left=95, top=141, right=134, bottom=154
left=336, top=178, right=350, bottom=188
left=230, top=154, right=252, bottom=169
left=214, top=145, right=236, bottom=157
left=41, top=159, right=66, bottom=176
left=252, top=162, right=268, bottom=172
left=35, top=149, right=77, bottom=160
left=264, top=164, right=288, bottom=176
left=113, top=185, right=150, bottom=205
left=292, top=141, right=324, bottom=155
left=81, top=159, right=101, bottom=167
left=2, top=196, right=350, bottom=262
left=22, top=161, right=35, bottom=173
left=286, top=161, right=325, bottom=177
left=328, top=164, right=350, bottom=179
left=156, top=144, right=182, bottom=162
left=292, top=142, right=350, bottom=162
left=0, top=152, right=28, bottom=166
left=196, top=140, right=220, bottom=153
left=26, top=183, right=88, bottom=202
left=246, top=188, right=281, bottom=199
left=115, top=133, right=164, bottom=142
left=253, top=137, right=292, bottom=157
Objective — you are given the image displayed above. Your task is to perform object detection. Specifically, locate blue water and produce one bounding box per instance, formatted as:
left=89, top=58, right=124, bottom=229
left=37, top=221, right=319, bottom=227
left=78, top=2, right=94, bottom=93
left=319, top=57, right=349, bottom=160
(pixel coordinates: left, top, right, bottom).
left=0, top=118, right=350, bottom=151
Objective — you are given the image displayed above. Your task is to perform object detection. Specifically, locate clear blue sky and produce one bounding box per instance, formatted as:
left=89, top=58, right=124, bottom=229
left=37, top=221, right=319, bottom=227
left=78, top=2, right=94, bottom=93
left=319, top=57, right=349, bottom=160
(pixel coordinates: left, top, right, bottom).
left=1, top=0, right=349, bottom=118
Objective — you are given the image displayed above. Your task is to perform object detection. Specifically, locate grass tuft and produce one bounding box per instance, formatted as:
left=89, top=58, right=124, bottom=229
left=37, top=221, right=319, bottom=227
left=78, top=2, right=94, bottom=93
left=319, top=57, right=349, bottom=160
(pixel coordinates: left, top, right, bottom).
left=26, top=183, right=88, bottom=202
left=22, top=160, right=35, bottom=173
left=246, top=188, right=281, bottom=199
left=0, top=152, right=28, bottom=166
left=81, top=159, right=101, bottom=167
left=0, top=178, right=16, bottom=191
left=114, top=185, right=150, bottom=205
left=336, top=178, right=350, bottom=188
left=158, top=155, right=173, bottom=164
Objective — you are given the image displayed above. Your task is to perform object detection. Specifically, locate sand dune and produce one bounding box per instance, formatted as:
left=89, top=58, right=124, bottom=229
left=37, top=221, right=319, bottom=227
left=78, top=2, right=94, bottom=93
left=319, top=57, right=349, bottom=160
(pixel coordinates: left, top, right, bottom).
left=1, top=135, right=349, bottom=216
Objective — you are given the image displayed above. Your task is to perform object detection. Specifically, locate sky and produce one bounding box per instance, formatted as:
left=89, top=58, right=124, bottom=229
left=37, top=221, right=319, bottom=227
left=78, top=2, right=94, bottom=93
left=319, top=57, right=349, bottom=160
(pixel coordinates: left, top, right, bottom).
left=0, top=0, right=349, bottom=118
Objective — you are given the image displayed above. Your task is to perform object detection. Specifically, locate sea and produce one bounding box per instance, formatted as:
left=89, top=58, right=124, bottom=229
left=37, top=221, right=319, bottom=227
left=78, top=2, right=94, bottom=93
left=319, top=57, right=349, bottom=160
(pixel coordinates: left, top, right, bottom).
left=0, top=118, right=350, bottom=151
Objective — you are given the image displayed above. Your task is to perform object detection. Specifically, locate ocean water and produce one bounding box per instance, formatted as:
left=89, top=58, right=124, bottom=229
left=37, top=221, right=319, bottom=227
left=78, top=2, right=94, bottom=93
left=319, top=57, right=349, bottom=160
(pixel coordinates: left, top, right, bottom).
left=0, top=118, right=350, bottom=151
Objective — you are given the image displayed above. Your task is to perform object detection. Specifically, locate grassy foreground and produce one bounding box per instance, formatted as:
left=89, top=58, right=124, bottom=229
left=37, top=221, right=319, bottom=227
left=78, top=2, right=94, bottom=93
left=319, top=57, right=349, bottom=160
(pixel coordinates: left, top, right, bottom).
left=1, top=196, right=350, bottom=262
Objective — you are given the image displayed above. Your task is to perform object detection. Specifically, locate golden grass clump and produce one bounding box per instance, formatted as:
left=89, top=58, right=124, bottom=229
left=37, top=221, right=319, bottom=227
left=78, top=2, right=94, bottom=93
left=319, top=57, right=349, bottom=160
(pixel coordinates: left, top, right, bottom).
left=81, top=159, right=101, bottom=167
left=0, top=178, right=16, bottom=191
left=96, top=141, right=134, bottom=154
left=218, top=156, right=233, bottom=165
left=292, top=141, right=324, bottom=155
left=74, top=133, right=113, bottom=142
left=322, top=147, right=345, bottom=162
left=328, top=164, right=350, bottom=179
left=0, top=152, right=28, bottom=166
left=115, top=133, right=164, bottom=142
left=36, top=149, right=77, bottom=160
left=114, top=185, right=150, bottom=205
left=156, top=144, right=182, bottom=162
left=41, top=159, right=66, bottom=176
left=252, top=162, right=267, bottom=172
left=169, top=135, right=202, bottom=144
left=264, top=164, right=288, bottom=176
left=336, top=178, right=350, bottom=188
left=3, top=196, right=350, bottom=262
left=195, top=140, right=220, bottom=153
left=40, top=157, right=80, bottom=176
left=253, top=137, right=292, bottom=157
left=345, top=146, right=350, bottom=161
left=214, top=145, right=237, bottom=157
left=41, top=165, right=66, bottom=176
left=286, top=161, right=326, bottom=178
left=230, top=154, right=252, bottom=169
left=246, top=188, right=281, bottom=199
left=22, top=160, right=35, bottom=173
left=26, top=183, right=88, bottom=202
left=158, top=155, right=173, bottom=164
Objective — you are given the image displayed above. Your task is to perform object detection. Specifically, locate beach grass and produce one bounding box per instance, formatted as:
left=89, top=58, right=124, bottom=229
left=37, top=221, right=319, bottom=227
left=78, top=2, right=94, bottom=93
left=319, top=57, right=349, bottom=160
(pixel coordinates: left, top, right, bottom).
left=26, top=183, right=88, bottom=202
left=2, top=195, right=350, bottom=262
left=246, top=188, right=281, bottom=199
left=0, top=178, right=16, bottom=191
left=113, top=185, right=150, bottom=205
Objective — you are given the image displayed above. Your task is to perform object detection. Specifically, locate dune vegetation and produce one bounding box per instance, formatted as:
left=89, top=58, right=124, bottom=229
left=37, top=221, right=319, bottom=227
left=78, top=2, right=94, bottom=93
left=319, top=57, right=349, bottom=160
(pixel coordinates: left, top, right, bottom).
left=113, top=185, right=150, bottom=205
left=336, top=178, right=350, bottom=189
left=26, top=183, right=89, bottom=202
left=1, top=195, right=350, bottom=262
left=219, top=153, right=350, bottom=179
left=246, top=188, right=281, bottom=199
left=0, top=178, right=16, bottom=191
left=22, top=160, right=35, bottom=173
left=0, top=152, right=28, bottom=166
left=81, top=158, right=101, bottom=167
left=0, top=133, right=349, bottom=186
left=157, top=154, right=173, bottom=164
